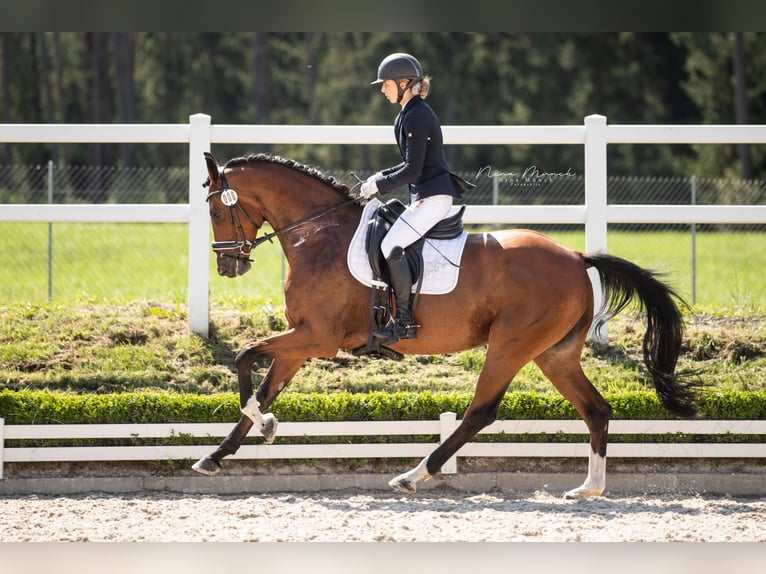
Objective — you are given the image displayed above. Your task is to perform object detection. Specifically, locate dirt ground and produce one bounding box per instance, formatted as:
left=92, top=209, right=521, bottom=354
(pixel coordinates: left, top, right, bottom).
left=1, top=489, right=764, bottom=542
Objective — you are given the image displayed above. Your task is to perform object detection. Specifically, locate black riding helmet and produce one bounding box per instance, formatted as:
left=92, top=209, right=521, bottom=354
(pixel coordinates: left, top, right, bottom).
left=371, top=53, right=424, bottom=102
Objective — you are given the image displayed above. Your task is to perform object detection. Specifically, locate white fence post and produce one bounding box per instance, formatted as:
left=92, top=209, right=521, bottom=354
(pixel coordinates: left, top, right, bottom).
left=187, top=114, right=212, bottom=337
left=0, top=417, right=5, bottom=479
left=584, top=114, right=608, bottom=343
left=440, top=411, right=458, bottom=474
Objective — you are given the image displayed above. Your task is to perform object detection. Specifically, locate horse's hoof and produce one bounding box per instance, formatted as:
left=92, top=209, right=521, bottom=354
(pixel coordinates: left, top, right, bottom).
left=563, top=485, right=604, bottom=499
left=191, top=456, right=221, bottom=476
left=261, top=412, right=278, bottom=444
left=388, top=475, right=417, bottom=494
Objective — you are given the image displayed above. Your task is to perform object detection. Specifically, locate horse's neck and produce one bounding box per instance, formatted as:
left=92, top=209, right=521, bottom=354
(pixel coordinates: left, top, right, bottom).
left=258, top=180, right=359, bottom=264
left=254, top=170, right=340, bottom=228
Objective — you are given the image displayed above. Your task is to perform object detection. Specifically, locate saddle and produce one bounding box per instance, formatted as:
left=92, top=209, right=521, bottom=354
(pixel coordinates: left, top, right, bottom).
left=351, top=198, right=465, bottom=360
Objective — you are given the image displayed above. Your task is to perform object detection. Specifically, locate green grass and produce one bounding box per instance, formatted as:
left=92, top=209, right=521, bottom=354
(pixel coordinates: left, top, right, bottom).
left=0, top=222, right=285, bottom=304
left=1, top=223, right=764, bottom=312
left=0, top=301, right=763, bottom=396
left=531, top=228, right=766, bottom=311
left=608, top=230, right=766, bottom=311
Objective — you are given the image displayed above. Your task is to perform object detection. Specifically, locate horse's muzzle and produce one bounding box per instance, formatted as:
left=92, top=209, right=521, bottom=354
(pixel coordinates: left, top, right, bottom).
left=216, top=253, right=253, bottom=277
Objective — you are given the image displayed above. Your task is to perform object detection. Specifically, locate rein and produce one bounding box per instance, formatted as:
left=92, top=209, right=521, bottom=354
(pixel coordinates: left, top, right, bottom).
left=204, top=167, right=358, bottom=260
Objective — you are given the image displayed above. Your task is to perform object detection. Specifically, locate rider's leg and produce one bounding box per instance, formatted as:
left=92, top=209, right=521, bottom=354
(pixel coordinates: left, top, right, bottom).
left=380, top=195, right=454, bottom=259
left=378, top=246, right=417, bottom=340
left=376, top=195, right=453, bottom=344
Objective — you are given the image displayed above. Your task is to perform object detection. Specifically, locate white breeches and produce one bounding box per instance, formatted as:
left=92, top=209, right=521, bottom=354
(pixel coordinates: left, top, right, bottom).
left=381, top=194, right=453, bottom=258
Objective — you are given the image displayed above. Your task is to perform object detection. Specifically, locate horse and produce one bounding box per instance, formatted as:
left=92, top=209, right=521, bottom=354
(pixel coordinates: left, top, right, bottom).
left=192, top=151, right=699, bottom=498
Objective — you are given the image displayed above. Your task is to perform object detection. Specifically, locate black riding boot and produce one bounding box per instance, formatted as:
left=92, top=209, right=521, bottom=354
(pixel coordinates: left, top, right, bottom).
left=373, top=247, right=418, bottom=345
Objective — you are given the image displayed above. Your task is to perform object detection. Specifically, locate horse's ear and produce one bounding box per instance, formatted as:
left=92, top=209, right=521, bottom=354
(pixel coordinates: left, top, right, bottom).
left=204, top=152, right=219, bottom=184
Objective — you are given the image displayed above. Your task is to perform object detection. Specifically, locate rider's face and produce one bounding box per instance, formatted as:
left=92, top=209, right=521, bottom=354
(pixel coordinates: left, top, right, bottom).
left=381, top=79, right=400, bottom=104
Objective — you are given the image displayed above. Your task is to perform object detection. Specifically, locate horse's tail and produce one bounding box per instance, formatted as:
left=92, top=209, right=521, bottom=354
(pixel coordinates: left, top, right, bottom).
left=584, top=252, right=699, bottom=418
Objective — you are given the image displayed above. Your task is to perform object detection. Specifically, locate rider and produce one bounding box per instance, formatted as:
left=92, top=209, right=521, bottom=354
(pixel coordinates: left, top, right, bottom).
left=360, top=52, right=468, bottom=345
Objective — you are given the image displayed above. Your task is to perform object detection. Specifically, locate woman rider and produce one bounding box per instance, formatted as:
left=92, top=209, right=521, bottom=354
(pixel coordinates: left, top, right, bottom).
left=360, top=52, right=470, bottom=345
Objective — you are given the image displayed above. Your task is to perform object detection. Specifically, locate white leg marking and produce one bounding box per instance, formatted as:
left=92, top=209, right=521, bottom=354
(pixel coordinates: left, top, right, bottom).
left=241, top=396, right=265, bottom=427
left=241, top=395, right=278, bottom=443
left=564, top=451, right=606, bottom=499
left=389, top=457, right=432, bottom=493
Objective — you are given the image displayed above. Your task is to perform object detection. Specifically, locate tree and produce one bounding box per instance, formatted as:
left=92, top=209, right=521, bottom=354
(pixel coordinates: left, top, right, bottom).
left=250, top=32, right=272, bottom=154
left=732, top=32, right=752, bottom=179
left=1, top=33, right=11, bottom=164
left=673, top=32, right=766, bottom=180
left=0, top=32, right=763, bottom=180
left=112, top=32, right=137, bottom=166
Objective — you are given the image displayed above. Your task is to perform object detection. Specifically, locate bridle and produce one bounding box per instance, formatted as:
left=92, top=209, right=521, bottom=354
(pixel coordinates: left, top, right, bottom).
left=204, top=168, right=261, bottom=263
left=204, top=167, right=358, bottom=263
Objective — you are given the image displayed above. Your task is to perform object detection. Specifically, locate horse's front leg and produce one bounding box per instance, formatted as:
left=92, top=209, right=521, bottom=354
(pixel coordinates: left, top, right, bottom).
left=191, top=343, right=306, bottom=476
left=238, top=347, right=307, bottom=444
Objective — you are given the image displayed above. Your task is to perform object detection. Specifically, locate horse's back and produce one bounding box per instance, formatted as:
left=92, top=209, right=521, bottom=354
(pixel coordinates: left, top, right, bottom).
left=465, top=228, right=586, bottom=274
left=458, top=228, right=591, bottom=313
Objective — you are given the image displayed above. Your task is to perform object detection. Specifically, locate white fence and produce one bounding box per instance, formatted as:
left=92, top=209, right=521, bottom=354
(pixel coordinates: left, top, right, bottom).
left=2, top=118, right=765, bottom=478
left=2, top=114, right=766, bottom=337
left=3, top=415, right=766, bottom=479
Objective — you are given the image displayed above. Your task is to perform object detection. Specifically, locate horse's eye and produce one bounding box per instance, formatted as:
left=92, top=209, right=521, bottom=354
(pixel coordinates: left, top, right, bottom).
left=212, top=210, right=224, bottom=221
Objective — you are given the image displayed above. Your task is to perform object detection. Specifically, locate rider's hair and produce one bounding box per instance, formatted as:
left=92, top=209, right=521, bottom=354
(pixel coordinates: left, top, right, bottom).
left=399, top=76, right=431, bottom=99
left=412, top=76, right=431, bottom=99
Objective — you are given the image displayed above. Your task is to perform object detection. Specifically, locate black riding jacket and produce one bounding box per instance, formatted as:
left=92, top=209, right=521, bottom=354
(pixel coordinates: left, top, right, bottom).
left=373, top=96, right=465, bottom=201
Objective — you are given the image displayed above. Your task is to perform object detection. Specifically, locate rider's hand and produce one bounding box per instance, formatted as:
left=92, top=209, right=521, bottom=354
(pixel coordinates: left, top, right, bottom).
left=359, top=176, right=379, bottom=199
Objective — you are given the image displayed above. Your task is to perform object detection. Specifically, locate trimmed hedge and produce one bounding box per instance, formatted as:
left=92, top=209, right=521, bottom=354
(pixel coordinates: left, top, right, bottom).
left=1, top=389, right=766, bottom=425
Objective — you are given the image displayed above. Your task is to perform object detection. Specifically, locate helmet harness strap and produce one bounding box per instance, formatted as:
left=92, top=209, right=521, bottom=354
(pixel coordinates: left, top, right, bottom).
left=396, top=78, right=415, bottom=103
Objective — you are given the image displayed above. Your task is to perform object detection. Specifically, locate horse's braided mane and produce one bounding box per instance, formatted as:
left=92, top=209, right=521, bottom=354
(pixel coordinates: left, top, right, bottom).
left=224, top=153, right=354, bottom=200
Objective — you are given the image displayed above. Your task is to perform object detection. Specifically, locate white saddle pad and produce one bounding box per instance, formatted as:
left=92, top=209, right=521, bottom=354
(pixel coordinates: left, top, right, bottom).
left=346, top=198, right=468, bottom=295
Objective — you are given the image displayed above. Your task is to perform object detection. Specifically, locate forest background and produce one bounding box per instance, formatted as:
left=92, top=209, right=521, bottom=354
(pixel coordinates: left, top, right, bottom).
left=1, top=32, right=764, bottom=181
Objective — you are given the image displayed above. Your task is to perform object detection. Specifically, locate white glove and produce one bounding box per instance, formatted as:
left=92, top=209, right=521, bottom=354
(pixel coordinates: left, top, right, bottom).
left=359, top=176, right=379, bottom=199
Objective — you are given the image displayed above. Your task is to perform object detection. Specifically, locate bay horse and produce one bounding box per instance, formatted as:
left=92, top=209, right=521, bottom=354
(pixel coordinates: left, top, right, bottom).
left=192, top=152, right=699, bottom=498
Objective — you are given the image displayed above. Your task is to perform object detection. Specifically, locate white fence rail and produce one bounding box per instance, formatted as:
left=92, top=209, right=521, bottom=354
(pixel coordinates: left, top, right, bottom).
left=3, top=415, right=766, bottom=479
left=2, top=115, right=766, bottom=337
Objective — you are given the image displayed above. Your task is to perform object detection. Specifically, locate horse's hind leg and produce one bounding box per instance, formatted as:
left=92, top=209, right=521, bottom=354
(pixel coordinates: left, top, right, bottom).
left=534, top=337, right=613, bottom=499
left=389, top=347, right=521, bottom=493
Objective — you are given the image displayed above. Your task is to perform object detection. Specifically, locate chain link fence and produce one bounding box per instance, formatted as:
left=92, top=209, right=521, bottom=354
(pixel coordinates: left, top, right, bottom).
left=1, top=162, right=764, bottom=309
left=607, top=175, right=765, bottom=309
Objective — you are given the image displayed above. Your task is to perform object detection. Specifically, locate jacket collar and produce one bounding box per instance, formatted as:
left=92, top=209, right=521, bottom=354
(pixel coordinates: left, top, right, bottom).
left=401, top=95, right=421, bottom=113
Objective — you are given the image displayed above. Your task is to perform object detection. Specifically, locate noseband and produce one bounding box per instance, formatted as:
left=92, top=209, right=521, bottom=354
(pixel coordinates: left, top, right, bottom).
left=204, top=167, right=359, bottom=263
